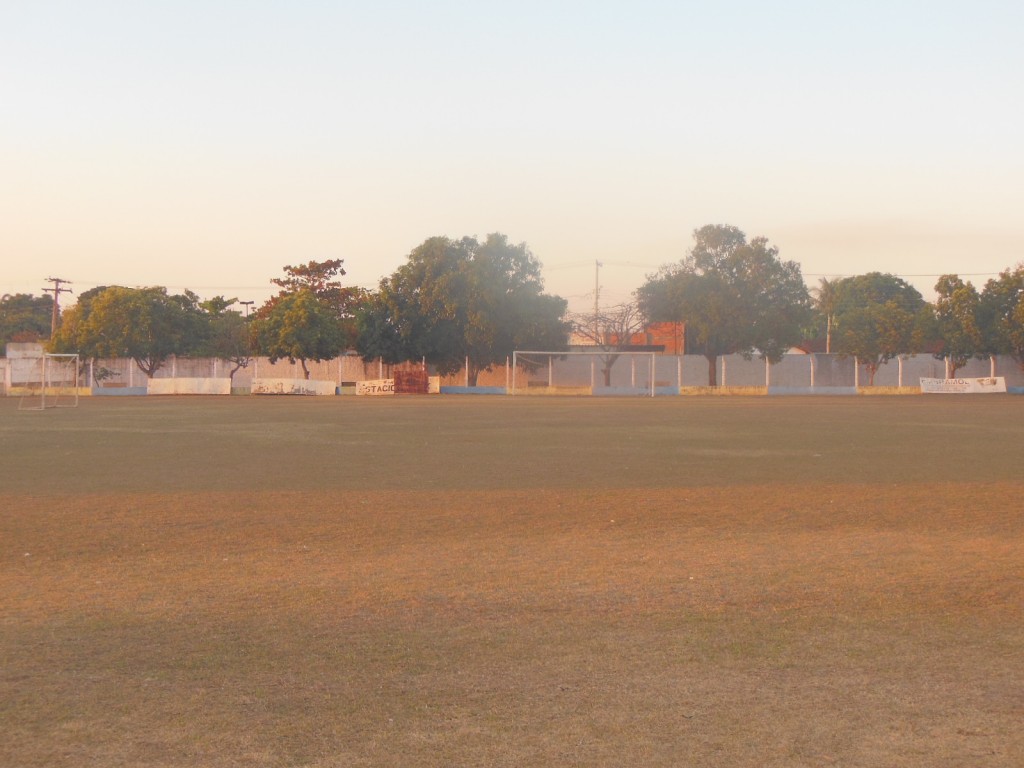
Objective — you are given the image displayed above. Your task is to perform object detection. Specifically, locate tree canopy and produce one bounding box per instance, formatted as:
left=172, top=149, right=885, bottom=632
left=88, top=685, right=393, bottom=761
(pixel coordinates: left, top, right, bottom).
left=1, top=293, right=54, bottom=350
left=932, top=274, right=983, bottom=377
left=827, top=272, right=929, bottom=384
left=250, top=260, right=361, bottom=378
left=50, top=286, right=202, bottom=377
left=190, top=297, right=253, bottom=380
left=979, top=264, right=1024, bottom=371
left=637, top=224, right=811, bottom=385
left=356, top=233, right=569, bottom=385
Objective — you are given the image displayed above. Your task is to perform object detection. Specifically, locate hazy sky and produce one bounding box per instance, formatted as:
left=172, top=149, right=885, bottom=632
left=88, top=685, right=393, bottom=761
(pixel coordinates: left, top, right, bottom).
left=3, top=1, right=1022, bottom=312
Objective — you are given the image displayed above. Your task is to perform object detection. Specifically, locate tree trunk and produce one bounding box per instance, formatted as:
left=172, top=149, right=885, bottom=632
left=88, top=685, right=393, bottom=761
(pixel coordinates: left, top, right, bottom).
left=135, top=358, right=160, bottom=378
left=947, top=357, right=967, bottom=379
left=706, top=354, right=717, bottom=386
left=300, top=359, right=310, bottom=379
left=467, top=366, right=479, bottom=387
left=600, top=354, right=619, bottom=387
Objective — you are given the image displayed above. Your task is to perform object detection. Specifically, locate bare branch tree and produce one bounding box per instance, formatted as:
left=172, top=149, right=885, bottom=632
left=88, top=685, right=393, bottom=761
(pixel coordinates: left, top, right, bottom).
left=569, top=302, right=647, bottom=386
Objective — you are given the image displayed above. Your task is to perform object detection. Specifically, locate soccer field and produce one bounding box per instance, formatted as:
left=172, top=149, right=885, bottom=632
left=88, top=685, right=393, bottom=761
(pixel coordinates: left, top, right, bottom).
left=2, top=395, right=1022, bottom=767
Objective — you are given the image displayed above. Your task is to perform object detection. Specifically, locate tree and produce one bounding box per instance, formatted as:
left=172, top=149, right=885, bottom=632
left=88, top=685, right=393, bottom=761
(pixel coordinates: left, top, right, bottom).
left=251, top=260, right=365, bottom=378
left=979, top=264, right=1024, bottom=371
left=569, top=302, right=648, bottom=386
left=356, top=233, right=569, bottom=385
left=637, top=225, right=811, bottom=385
left=932, top=275, right=983, bottom=378
left=272, top=259, right=346, bottom=295
left=250, top=289, right=346, bottom=379
left=194, top=297, right=253, bottom=381
left=829, top=273, right=929, bottom=385
left=813, top=278, right=840, bottom=354
left=50, top=286, right=199, bottom=377
left=1, top=293, right=54, bottom=349
left=271, top=259, right=365, bottom=348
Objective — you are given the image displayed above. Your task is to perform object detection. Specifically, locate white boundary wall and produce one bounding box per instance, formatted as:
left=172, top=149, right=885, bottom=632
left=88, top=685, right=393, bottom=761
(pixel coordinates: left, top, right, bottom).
left=7, top=347, right=1024, bottom=394
left=512, top=350, right=658, bottom=395
left=148, top=378, right=232, bottom=395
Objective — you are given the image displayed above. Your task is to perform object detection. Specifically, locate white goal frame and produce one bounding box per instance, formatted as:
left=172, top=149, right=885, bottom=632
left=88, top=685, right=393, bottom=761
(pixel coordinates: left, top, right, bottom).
left=18, top=353, right=81, bottom=411
left=512, top=350, right=658, bottom=396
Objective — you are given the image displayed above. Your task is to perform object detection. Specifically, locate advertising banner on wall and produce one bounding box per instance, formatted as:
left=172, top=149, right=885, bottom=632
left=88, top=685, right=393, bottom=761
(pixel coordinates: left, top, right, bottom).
left=356, top=379, right=395, bottom=396
left=251, top=379, right=337, bottom=395
left=920, top=377, right=1007, bottom=394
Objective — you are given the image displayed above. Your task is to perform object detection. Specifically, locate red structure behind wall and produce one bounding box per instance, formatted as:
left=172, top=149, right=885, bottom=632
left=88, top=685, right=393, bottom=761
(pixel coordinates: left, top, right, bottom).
left=606, top=322, right=686, bottom=355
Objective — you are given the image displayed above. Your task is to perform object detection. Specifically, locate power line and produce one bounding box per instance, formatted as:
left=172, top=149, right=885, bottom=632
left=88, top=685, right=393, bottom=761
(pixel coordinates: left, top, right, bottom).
left=803, top=271, right=1004, bottom=279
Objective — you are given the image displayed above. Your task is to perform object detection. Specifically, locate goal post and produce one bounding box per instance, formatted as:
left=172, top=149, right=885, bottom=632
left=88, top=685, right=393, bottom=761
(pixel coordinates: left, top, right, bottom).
left=18, top=353, right=80, bottom=410
left=511, top=350, right=658, bottom=396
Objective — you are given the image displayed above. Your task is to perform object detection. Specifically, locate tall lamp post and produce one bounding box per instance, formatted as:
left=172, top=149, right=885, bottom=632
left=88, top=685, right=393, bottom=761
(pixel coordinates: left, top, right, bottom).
left=239, top=300, right=254, bottom=317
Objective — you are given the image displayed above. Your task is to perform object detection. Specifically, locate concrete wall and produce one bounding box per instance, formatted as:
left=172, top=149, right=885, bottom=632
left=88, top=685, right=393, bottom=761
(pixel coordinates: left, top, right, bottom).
left=7, top=349, right=1024, bottom=395
left=148, top=378, right=232, bottom=395
left=500, top=353, right=1024, bottom=390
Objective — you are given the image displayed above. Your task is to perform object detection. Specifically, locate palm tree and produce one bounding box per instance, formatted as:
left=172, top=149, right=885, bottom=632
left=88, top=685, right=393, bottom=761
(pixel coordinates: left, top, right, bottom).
left=814, top=277, right=839, bottom=353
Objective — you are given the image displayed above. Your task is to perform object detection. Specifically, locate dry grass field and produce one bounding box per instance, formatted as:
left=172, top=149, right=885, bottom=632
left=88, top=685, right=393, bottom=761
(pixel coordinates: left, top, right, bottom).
left=2, top=394, right=1022, bottom=767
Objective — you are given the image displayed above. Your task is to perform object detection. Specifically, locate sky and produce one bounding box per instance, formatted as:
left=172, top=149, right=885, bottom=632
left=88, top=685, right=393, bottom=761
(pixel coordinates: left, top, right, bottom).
left=3, top=1, right=1023, bottom=313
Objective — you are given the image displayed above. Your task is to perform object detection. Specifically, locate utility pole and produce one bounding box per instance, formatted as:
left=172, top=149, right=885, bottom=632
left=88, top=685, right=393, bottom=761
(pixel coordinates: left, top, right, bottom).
left=43, top=277, right=73, bottom=338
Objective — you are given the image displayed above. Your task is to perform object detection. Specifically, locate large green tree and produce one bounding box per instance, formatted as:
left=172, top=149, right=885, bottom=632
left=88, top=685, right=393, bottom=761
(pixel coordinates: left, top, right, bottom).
left=932, top=274, right=983, bottom=378
left=271, top=259, right=366, bottom=348
left=979, top=264, right=1024, bottom=371
left=251, top=259, right=364, bottom=378
left=829, top=273, right=929, bottom=385
left=637, top=225, right=811, bottom=385
left=1, top=293, right=54, bottom=349
left=50, top=286, right=201, bottom=377
left=250, top=289, right=347, bottom=379
left=356, top=233, right=569, bottom=385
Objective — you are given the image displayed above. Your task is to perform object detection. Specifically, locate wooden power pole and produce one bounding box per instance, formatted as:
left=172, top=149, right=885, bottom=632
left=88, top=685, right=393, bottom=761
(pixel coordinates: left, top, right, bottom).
left=43, top=277, right=73, bottom=338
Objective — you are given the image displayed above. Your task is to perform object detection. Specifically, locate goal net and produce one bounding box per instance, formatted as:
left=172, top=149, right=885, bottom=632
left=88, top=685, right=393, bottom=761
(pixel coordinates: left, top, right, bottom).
left=511, top=350, right=660, bottom=396
left=18, top=353, right=81, bottom=410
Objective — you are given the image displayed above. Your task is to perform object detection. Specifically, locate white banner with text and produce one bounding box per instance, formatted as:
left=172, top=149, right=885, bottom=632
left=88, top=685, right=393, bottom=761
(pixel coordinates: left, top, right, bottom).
left=920, top=377, right=1006, bottom=394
